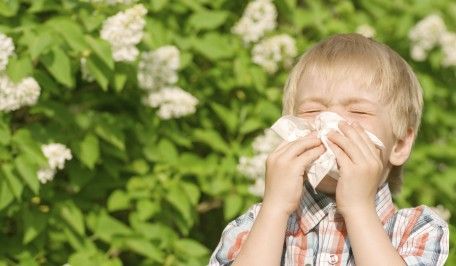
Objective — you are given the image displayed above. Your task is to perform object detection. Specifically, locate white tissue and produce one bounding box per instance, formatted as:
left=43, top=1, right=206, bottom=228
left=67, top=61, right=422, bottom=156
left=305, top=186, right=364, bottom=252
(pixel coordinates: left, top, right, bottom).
left=270, top=112, right=385, bottom=190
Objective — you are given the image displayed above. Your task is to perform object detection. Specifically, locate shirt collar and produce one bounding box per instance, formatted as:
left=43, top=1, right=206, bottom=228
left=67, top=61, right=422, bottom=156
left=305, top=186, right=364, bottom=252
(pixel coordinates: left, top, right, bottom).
left=295, top=180, right=397, bottom=234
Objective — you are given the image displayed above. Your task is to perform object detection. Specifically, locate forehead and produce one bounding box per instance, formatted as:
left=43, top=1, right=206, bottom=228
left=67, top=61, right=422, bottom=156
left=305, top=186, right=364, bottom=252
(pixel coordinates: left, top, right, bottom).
left=295, top=62, right=381, bottom=106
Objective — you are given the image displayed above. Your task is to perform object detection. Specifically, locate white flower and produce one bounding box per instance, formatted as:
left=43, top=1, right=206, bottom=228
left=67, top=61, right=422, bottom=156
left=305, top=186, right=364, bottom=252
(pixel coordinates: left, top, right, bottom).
left=100, top=4, right=147, bottom=62
left=41, top=143, right=73, bottom=170
left=252, top=34, right=297, bottom=73
left=408, top=14, right=446, bottom=61
left=142, top=86, right=198, bottom=119
left=440, top=31, right=456, bottom=67
left=37, top=143, right=73, bottom=184
left=37, top=168, right=56, bottom=184
left=0, top=75, right=41, bottom=112
left=232, top=0, right=277, bottom=44
left=410, top=45, right=427, bottom=61
left=237, top=153, right=268, bottom=181
left=237, top=128, right=283, bottom=197
left=0, top=32, right=14, bottom=72
left=137, top=45, right=180, bottom=91
left=252, top=128, right=282, bottom=154
left=356, top=24, right=376, bottom=38
left=80, top=57, right=95, bottom=82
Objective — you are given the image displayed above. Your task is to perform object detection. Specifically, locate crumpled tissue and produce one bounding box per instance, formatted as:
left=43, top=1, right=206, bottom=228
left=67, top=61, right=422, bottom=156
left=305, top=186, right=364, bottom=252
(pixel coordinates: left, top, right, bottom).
left=270, top=111, right=385, bottom=190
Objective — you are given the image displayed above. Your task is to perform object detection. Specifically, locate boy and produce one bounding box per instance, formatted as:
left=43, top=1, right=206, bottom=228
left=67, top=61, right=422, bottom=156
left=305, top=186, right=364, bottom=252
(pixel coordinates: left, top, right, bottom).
left=209, top=33, right=449, bottom=265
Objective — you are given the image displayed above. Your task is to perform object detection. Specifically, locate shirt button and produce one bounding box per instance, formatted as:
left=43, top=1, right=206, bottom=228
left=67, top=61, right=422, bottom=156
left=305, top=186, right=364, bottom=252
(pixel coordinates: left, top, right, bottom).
left=329, top=254, right=338, bottom=264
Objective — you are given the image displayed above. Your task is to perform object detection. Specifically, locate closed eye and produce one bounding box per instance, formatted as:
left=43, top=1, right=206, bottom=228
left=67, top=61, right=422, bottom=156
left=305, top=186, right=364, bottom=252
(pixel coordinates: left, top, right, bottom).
left=304, top=110, right=322, bottom=113
left=350, top=110, right=370, bottom=115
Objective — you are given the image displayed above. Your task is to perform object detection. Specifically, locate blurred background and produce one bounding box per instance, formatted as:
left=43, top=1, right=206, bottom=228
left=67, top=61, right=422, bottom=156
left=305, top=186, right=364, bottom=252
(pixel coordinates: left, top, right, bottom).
left=0, top=0, right=454, bottom=265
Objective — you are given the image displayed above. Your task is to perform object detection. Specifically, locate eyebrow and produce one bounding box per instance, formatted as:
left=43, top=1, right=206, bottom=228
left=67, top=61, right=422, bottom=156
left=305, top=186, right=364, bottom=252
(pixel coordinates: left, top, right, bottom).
left=297, top=96, right=377, bottom=106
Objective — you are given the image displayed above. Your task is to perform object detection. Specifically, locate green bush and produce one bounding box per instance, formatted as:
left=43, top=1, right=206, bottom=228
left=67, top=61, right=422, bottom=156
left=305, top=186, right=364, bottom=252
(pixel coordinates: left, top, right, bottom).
left=0, top=0, right=454, bottom=265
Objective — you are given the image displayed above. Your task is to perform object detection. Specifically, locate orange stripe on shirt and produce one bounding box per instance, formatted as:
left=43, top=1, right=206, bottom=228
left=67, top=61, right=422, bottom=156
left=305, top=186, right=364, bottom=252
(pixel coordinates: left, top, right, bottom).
left=227, top=230, right=249, bottom=260
left=399, top=207, right=424, bottom=248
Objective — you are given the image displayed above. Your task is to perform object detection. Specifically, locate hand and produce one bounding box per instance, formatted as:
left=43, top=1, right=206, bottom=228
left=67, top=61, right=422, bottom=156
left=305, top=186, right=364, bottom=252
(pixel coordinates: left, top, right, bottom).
left=263, top=132, right=325, bottom=216
left=326, top=121, right=385, bottom=216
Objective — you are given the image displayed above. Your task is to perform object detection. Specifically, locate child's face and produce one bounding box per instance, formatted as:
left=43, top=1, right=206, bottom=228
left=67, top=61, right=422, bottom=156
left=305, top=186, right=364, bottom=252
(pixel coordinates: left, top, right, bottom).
left=294, top=72, right=398, bottom=194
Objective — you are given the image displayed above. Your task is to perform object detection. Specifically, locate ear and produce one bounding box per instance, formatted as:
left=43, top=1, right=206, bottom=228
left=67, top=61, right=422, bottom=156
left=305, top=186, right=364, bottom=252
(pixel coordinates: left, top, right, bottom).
left=389, top=127, right=415, bottom=166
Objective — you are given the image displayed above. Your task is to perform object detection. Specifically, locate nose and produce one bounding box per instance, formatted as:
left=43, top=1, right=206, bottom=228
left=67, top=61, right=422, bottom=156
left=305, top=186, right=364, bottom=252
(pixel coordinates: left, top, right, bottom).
left=323, top=108, right=355, bottom=124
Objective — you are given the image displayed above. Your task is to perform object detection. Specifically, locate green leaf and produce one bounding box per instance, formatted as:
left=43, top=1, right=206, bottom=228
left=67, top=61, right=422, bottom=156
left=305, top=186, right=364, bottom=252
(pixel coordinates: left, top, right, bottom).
left=192, top=33, right=236, bottom=60
left=193, top=128, right=230, bottom=154
left=14, top=155, right=39, bottom=194
left=210, top=102, right=238, bottom=134
left=41, top=47, right=75, bottom=88
left=95, top=120, right=125, bottom=151
left=188, top=10, right=229, bottom=30
left=166, top=184, right=192, bottom=223
left=107, top=190, right=130, bottom=212
left=144, top=138, right=179, bottom=163
left=47, top=17, right=88, bottom=52
left=124, top=237, right=164, bottom=262
left=239, top=118, right=264, bottom=135
left=85, top=36, right=114, bottom=70
left=0, top=119, right=11, bottom=145
left=1, top=164, right=23, bottom=200
left=22, top=208, right=47, bottom=244
left=136, top=199, right=159, bottom=221
left=86, top=53, right=111, bottom=91
left=181, top=182, right=200, bottom=206
left=29, top=30, right=55, bottom=61
left=174, top=238, right=209, bottom=257
left=12, top=129, right=47, bottom=166
left=224, top=193, right=243, bottom=220
left=79, top=133, right=100, bottom=169
left=0, top=177, right=14, bottom=210
left=6, top=56, right=33, bottom=83
left=59, top=201, right=85, bottom=236
left=0, top=0, right=19, bottom=17
left=88, top=211, right=133, bottom=242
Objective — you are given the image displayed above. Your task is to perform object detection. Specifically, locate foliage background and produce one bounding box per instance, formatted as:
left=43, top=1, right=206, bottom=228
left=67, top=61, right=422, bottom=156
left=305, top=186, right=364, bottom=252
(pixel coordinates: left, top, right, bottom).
left=0, top=0, right=455, bottom=265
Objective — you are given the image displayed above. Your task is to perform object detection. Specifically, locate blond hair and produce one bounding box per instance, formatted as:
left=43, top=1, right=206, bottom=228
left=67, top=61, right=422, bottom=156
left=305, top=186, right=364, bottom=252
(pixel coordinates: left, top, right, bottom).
left=281, top=33, right=423, bottom=193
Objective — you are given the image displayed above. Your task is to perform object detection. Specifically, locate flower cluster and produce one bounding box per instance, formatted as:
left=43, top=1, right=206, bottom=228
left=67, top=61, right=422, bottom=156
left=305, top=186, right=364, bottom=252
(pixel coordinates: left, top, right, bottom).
left=142, top=86, right=198, bottom=120
left=0, top=74, right=41, bottom=112
left=408, top=14, right=456, bottom=66
left=356, top=24, right=376, bottom=38
left=231, top=0, right=277, bottom=44
left=252, top=34, right=297, bottom=74
left=137, top=45, right=180, bottom=91
left=138, top=45, right=198, bottom=119
left=37, top=143, right=73, bottom=184
left=0, top=33, right=14, bottom=72
left=100, top=4, right=147, bottom=62
left=237, top=128, right=282, bottom=196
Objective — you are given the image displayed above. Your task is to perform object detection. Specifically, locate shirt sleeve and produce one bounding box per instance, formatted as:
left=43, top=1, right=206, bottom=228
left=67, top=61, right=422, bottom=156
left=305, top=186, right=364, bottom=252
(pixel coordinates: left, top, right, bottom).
left=208, top=203, right=262, bottom=266
left=393, top=205, right=449, bottom=266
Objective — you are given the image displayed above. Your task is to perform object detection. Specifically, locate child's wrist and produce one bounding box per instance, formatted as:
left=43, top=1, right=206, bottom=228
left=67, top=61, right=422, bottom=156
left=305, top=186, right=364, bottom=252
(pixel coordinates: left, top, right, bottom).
left=261, top=200, right=294, bottom=219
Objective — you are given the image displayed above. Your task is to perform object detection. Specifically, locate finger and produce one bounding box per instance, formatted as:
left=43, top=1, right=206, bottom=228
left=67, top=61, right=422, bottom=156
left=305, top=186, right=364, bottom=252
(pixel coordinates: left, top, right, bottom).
left=295, top=144, right=325, bottom=167
left=327, top=140, right=351, bottom=169
left=272, top=140, right=291, bottom=153
left=278, top=137, right=322, bottom=159
left=276, top=132, right=319, bottom=156
left=338, top=121, right=372, bottom=160
left=273, top=131, right=318, bottom=154
left=351, top=122, right=379, bottom=157
left=326, top=129, right=363, bottom=162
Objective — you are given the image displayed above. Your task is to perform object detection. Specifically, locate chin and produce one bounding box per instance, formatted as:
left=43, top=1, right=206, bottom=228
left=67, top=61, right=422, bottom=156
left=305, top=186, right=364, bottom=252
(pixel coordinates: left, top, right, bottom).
left=315, top=175, right=338, bottom=195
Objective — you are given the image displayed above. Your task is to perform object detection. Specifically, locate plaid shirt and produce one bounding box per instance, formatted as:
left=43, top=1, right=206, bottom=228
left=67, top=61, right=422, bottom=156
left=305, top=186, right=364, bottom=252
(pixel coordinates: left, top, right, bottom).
left=209, top=180, right=449, bottom=265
